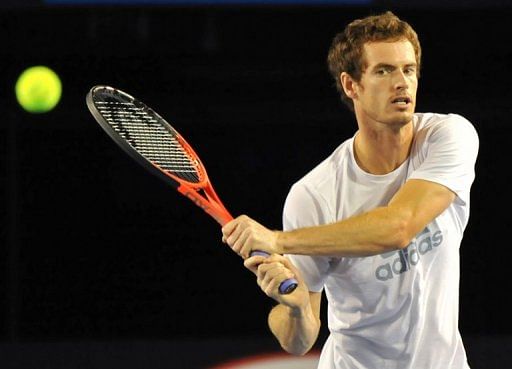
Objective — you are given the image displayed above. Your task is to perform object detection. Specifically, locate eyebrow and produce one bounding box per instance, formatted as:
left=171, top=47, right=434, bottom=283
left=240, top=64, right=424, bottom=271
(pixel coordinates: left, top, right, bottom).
left=372, top=62, right=417, bottom=70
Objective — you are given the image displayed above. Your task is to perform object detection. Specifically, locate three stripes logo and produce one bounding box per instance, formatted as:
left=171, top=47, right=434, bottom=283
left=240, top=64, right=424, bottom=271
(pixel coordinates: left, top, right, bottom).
left=375, top=226, right=443, bottom=281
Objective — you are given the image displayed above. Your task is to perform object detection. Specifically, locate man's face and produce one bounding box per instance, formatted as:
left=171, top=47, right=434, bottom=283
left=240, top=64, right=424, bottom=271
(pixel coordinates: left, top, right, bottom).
left=352, top=40, right=418, bottom=127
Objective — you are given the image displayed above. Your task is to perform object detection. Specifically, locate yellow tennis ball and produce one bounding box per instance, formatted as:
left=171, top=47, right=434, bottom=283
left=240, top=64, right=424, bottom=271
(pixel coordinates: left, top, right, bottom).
left=15, top=66, right=62, bottom=113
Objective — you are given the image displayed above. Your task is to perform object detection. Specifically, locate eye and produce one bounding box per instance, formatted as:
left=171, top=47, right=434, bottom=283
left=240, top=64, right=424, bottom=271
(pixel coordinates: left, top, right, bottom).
left=404, top=67, right=416, bottom=75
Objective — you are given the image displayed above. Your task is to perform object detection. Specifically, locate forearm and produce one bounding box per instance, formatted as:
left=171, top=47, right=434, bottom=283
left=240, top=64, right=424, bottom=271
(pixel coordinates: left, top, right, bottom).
left=279, top=206, right=411, bottom=257
left=268, top=303, right=320, bottom=356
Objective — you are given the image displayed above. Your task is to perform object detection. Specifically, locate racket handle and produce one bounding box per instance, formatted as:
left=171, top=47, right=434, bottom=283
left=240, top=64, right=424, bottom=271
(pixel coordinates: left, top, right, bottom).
left=250, top=250, right=299, bottom=295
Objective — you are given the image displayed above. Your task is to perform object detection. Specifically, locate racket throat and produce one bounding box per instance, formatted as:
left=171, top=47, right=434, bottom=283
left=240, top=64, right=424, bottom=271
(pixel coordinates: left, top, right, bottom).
left=177, top=185, right=233, bottom=226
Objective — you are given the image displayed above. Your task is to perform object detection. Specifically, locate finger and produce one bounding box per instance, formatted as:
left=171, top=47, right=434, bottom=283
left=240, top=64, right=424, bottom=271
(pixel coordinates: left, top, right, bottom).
left=264, top=254, right=297, bottom=273
left=221, top=216, right=243, bottom=239
left=225, top=222, right=243, bottom=248
left=258, top=262, right=287, bottom=286
left=260, top=266, right=296, bottom=297
left=259, top=259, right=300, bottom=293
left=239, top=228, right=256, bottom=259
left=232, top=228, right=251, bottom=256
left=244, top=255, right=267, bottom=268
left=244, top=255, right=266, bottom=274
left=263, top=254, right=287, bottom=263
left=255, top=262, right=276, bottom=287
left=268, top=255, right=305, bottom=286
left=255, top=261, right=277, bottom=276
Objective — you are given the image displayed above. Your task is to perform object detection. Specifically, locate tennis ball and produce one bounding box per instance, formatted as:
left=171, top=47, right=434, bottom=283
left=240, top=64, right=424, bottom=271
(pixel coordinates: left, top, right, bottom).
left=15, top=65, right=62, bottom=113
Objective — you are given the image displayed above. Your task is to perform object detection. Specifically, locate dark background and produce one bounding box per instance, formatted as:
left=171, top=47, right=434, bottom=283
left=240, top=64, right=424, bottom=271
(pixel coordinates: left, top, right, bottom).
left=0, top=1, right=511, bottom=368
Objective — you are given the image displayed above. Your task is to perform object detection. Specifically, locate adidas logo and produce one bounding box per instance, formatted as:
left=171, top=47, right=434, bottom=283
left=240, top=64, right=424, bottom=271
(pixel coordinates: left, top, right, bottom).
left=375, top=227, right=443, bottom=281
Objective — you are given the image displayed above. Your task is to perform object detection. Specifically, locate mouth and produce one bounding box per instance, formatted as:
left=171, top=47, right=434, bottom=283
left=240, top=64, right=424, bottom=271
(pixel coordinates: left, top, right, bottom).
left=391, top=96, right=412, bottom=106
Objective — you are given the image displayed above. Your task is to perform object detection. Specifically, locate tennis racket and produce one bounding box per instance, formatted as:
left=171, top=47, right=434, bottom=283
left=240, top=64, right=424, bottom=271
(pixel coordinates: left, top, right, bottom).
left=86, top=85, right=298, bottom=295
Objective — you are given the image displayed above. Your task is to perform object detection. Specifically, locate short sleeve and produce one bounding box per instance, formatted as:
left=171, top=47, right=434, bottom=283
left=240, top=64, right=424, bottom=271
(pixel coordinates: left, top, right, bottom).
left=283, top=183, right=332, bottom=293
left=409, top=114, right=479, bottom=206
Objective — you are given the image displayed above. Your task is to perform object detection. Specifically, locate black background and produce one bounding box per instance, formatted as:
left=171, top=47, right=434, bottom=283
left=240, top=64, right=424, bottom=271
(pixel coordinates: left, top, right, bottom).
left=0, top=1, right=510, bottom=366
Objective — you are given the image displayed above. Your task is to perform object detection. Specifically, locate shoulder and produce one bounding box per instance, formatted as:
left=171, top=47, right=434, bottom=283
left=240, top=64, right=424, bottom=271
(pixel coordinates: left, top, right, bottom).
left=283, top=138, right=353, bottom=227
left=413, top=113, right=479, bottom=151
left=291, top=138, right=353, bottom=194
left=415, top=112, right=478, bottom=137
left=409, top=113, right=479, bottom=207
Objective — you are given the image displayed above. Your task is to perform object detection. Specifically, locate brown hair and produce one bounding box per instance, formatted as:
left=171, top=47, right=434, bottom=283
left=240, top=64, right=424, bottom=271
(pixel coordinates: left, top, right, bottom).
left=327, top=11, right=422, bottom=111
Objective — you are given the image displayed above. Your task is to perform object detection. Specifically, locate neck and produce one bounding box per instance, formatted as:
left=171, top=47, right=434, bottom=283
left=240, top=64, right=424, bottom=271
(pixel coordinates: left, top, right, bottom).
left=353, top=118, right=414, bottom=175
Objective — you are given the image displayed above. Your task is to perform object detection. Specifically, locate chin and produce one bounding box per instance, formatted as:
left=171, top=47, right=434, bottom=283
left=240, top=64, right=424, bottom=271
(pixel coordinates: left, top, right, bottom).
left=389, top=110, right=414, bottom=125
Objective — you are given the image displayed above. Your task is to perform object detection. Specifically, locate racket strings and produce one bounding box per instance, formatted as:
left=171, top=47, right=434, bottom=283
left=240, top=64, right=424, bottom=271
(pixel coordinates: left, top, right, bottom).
left=96, top=100, right=202, bottom=183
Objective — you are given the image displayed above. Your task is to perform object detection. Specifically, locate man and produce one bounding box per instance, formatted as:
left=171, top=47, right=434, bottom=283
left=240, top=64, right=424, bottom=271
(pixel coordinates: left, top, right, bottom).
left=222, top=11, right=478, bottom=369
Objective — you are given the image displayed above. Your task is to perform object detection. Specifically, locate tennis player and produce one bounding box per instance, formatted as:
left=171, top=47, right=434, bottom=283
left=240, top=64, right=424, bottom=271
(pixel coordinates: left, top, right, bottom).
left=222, top=11, right=478, bottom=369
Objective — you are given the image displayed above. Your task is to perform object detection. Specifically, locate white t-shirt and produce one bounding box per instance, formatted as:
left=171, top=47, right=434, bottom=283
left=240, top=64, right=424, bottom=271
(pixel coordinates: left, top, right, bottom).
left=284, top=113, right=479, bottom=369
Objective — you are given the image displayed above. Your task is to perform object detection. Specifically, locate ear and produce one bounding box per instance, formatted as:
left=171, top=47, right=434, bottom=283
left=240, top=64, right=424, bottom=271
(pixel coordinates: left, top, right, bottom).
left=340, top=72, right=358, bottom=100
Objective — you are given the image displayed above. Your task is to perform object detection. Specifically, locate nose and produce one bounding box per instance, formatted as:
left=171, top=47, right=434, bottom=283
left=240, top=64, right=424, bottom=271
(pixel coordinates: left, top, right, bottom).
left=393, top=70, right=409, bottom=90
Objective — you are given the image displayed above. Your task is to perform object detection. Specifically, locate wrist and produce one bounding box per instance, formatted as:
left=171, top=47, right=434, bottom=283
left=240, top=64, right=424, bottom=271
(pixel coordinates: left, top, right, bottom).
left=274, top=230, right=285, bottom=254
left=275, top=230, right=293, bottom=255
left=288, top=302, right=311, bottom=318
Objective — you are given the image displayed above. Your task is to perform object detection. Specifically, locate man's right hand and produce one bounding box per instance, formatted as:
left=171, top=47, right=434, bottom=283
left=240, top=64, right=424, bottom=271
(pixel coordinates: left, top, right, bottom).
left=244, top=254, right=310, bottom=310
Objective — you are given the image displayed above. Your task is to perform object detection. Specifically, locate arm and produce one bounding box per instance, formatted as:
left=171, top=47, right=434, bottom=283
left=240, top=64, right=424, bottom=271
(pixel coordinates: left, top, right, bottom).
left=279, top=178, right=456, bottom=256
left=222, top=178, right=455, bottom=258
left=268, top=291, right=322, bottom=355
left=244, top=254, right=322, bottom=355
